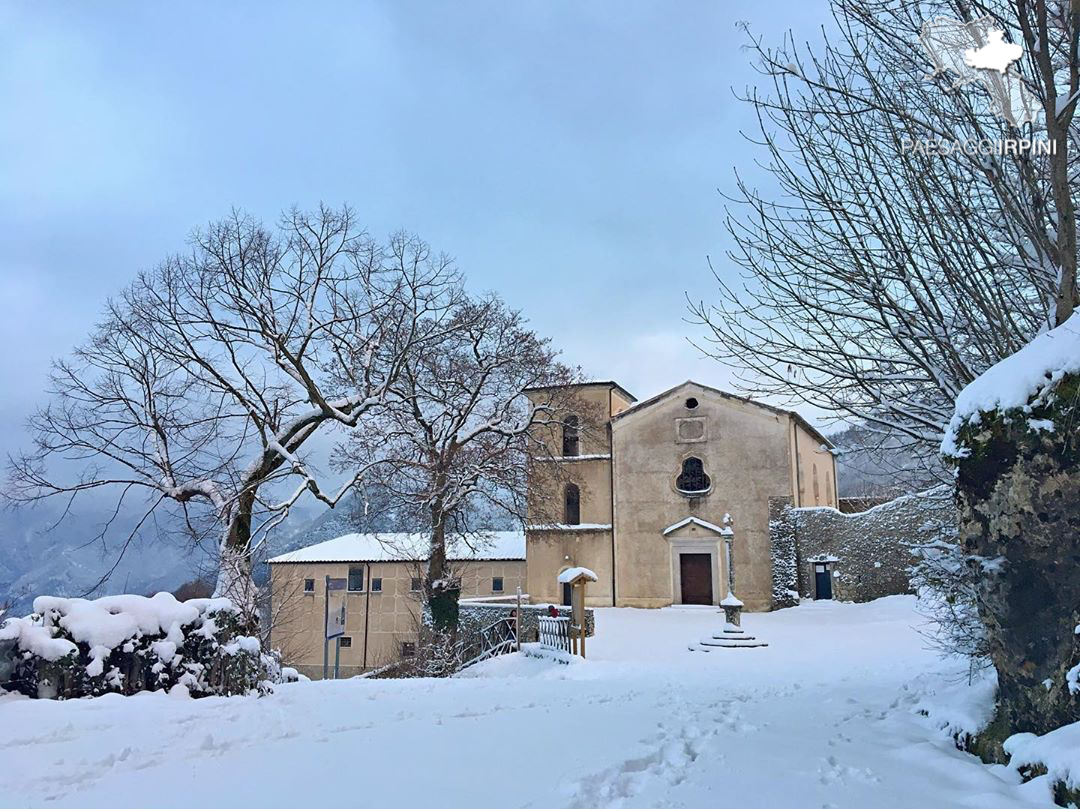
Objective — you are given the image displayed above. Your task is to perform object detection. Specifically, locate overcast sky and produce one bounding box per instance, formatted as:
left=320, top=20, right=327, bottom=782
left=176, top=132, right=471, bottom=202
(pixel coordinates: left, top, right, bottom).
left=0, top=1, right=833, bottom=460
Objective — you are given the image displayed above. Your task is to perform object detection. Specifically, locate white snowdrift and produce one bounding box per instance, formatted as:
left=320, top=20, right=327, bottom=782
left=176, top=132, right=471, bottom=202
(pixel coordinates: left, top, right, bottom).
left=0, top=596, right=1052, bottom=809
left=1005, top=721, right=1080, bottom=793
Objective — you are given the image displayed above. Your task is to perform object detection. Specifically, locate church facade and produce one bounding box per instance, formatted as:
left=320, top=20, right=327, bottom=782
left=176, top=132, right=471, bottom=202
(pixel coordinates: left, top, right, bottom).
left=525, top=380, right=837, bottom=612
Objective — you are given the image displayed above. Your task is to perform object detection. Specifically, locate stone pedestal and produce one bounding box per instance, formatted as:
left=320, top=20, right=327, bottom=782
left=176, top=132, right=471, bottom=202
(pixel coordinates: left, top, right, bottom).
left=689, top=591, right=768, bottom=650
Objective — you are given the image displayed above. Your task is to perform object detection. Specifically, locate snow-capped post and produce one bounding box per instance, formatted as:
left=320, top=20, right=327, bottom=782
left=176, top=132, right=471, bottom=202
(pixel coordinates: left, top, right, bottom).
left=557, top=567, right=597, bottom=658
left=720, top=592, right=744, bottom=629
left=719, top=513, right=743, bottom=626
left=691, top=514, right=767, bottom=650
left=515, top=586, right=522, bottom=652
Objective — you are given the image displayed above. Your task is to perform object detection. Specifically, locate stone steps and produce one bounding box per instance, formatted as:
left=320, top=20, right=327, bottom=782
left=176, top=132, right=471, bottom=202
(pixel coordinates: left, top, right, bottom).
left=697, top=636, right=769, bottom=649
left=687, top=625, right=769, bottom=651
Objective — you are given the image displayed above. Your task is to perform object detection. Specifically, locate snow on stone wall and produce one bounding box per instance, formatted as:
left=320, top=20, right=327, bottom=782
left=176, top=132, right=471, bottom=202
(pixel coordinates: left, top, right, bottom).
left=458, top=602, right=594, bottom=648
left=769, top=488, right=957, bottom=605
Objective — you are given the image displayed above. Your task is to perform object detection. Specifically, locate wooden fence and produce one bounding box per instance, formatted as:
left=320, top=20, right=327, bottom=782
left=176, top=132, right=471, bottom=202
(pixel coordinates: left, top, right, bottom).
left=538, top=616, right=573, bottom=654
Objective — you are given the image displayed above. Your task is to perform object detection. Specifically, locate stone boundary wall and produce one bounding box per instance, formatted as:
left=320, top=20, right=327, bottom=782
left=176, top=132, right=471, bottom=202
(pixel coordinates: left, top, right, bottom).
left=770, top=487, right=956, bottom=606
left=458, top=602, right=595, bottom=645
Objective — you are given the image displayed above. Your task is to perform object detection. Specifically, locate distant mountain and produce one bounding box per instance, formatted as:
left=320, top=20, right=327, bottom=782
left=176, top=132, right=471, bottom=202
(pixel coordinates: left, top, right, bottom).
left=0, top=502, right=210, bottom=616
left=0, top=483, right=530, bottom=612
left=830, top=423, right=945, bottom=498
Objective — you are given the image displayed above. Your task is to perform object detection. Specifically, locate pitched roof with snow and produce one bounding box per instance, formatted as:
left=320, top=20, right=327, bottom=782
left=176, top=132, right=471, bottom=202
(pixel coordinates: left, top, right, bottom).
left=557, top=566, right=598, bottom=584
left=523, top=379, right=638, bottom=404
left=268, top=531, right=526, bottom=564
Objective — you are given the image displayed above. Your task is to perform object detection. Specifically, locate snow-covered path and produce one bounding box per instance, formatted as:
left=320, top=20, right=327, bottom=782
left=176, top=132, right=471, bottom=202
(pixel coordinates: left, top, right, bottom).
left=0, top=597, right=1051, bottom=808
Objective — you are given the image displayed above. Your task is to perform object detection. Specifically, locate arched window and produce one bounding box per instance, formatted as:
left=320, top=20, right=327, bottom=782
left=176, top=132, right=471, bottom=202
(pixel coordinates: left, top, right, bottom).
left=564, top=483, right=581, bottom=525
left=675, top=457, right=711, bottom=495
left=562, top=414, right=580, bottom=457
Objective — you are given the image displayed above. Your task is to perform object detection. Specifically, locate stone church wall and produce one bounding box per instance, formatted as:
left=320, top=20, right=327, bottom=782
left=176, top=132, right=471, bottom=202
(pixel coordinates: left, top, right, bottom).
left=769, top=487, right=956, bottom=606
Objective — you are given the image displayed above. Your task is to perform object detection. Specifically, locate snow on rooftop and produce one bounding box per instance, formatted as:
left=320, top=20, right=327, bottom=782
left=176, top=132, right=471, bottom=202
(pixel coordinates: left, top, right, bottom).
left=268, top=531, right=526, bottom=564
left=943, top=313, right=1080, bottom=457
left=557, top=566, right=598, bottom=584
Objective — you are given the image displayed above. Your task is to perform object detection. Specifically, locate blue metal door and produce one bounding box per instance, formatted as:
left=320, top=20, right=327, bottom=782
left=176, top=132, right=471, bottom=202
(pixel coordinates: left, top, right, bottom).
left=814, top=565, right=833, bottom=600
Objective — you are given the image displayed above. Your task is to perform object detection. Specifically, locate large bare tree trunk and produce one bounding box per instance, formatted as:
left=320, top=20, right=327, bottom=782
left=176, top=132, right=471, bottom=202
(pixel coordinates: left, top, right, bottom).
left=954, top=383, right=1080, bottom=757
left=424, top=500, right=460, bottom=636
left=213, top=491, right=259, bottom=623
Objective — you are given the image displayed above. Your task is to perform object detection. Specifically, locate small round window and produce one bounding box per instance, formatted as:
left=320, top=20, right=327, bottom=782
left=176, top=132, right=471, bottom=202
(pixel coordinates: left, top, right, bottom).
left=685, top=397, right=699, bottom=409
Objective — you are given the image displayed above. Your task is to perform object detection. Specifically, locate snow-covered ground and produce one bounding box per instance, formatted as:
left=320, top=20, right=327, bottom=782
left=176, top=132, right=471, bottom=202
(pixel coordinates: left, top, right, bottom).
left=0, top=596, right=1054, bottom=808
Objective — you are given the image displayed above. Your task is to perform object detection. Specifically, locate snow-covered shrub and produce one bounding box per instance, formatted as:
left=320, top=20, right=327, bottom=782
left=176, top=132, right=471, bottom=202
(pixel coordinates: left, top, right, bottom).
left=768, top=497, right=799, bottom=609
left=0, top=592, right=282, bottom=699
left=909, top=519, right=991, bottom=679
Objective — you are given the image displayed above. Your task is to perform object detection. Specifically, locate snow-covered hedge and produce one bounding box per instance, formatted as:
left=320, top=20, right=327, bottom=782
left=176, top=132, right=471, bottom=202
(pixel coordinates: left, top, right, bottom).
left=0, top=592, right=281, bottom=699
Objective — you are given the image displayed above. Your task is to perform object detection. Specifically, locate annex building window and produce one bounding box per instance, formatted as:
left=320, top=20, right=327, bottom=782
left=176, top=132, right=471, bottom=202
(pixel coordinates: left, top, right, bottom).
left=562, top=414, right=580, bottom=456
left=411, top=577, right=422, bottom=592
left=339, top=636, right=352, bottom=648
left=564, top=483, right=581, bottom=525
left=348, top=566, right=365, bottom=592
left=676, top=457, right=711, bottom=496
left=492, top=577, right=504, bottom=593
left=304, top=578, right=315, bottom=593
left=401, top=642, right=417, bottom=658
left=370, top=577, right=383, bottom=592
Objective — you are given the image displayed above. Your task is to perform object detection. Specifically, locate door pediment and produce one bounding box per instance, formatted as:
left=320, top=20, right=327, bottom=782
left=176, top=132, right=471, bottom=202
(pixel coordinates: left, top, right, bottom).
left=661, top=516, right=730, bottom=541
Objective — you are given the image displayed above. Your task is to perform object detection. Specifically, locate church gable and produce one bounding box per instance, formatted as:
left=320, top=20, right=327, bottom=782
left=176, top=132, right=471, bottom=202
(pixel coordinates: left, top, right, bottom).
left=610, top=381, right=791, bottom=457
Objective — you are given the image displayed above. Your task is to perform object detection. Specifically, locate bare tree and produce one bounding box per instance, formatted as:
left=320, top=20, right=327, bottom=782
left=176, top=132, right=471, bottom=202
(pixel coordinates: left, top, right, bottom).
left=341, top=295, right=583, bottom=669
left=693, top=0, right=1080, bottom=749
left=8, top=207, right=460, bottom=621
left=690, top=0, right=1078, bottom=482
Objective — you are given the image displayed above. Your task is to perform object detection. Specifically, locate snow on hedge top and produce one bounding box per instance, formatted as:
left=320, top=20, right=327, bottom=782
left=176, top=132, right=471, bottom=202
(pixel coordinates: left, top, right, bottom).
left=557, top=566, right=598, bottom=584
left=269, top=531, right=525, bottom=564
left=0, top=592, right=235, bottom=663
left=34, top=593, right=233, bottom=649
left=942, top=313, right=1080, bottom=457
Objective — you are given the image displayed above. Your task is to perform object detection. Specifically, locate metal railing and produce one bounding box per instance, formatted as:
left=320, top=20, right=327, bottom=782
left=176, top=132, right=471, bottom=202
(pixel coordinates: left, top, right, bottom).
left=460, top=618, right=518, bottom=670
